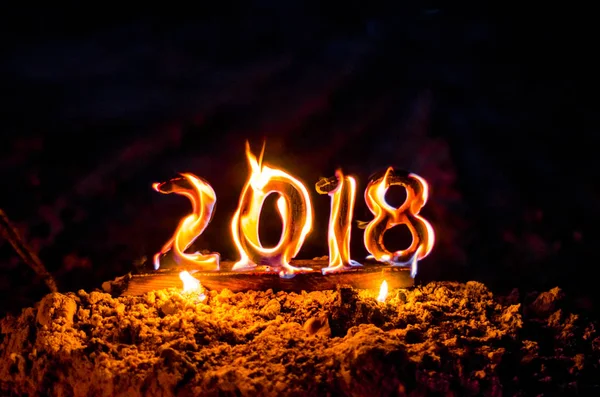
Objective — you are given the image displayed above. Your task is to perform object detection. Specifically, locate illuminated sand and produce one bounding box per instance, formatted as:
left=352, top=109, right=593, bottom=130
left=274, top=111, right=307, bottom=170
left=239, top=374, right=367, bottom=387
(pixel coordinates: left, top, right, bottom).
left=1, top=283, right=599, bottom=396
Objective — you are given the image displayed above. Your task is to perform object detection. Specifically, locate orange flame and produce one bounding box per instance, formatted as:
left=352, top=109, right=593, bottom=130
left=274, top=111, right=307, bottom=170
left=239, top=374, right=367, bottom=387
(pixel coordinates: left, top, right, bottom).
left=179, top=270, right=201, bottom=293
left=316, top=169, right=362, bottom=274
left=179, top=270, right=206, bottom=301
left=363, top=167, right=435, bottom=277
left=231, top=142, right=313, bottom=278
left=377, top=280, right=388, bottom=302
left=153, top=173, right=220, bottom=271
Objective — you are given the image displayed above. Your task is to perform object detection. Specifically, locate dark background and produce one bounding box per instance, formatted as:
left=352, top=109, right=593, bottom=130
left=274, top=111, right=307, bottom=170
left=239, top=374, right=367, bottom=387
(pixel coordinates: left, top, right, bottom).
left=0, top=5, right=597, bottom=313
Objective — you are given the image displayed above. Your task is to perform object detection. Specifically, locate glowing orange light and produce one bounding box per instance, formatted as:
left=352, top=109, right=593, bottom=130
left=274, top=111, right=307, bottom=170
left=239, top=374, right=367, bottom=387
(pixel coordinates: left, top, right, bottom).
left=179, top=270, right=206, bottom=301
left=179, top=270, right=201, bottom=293
left=316, top=169, right=362, bottom=274
left=153, top=173, right=220, bottom=271
left=231, top=142, right=313, bottom=278
left=377, top=280, right=388, bottom=302
left=363, top=167, right=435, bottom=277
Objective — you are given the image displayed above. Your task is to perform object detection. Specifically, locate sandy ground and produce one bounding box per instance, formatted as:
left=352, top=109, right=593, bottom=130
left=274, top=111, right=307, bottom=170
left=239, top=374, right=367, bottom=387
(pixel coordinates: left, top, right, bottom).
left=1, top=281, right=598, bottom=396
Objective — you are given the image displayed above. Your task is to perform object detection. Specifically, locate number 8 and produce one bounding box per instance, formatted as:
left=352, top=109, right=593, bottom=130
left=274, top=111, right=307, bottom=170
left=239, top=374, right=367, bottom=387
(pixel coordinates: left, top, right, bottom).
left=363, top=167, right=434, bottom=276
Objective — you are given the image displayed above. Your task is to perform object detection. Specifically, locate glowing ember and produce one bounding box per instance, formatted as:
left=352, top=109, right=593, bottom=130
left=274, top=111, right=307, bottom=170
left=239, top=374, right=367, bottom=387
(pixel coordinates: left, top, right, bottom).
left=363, top=167, right=435, bottom=277
left=377, top=280, right=388, bottom=302
left=231, top=142, right=313, bottom=278
left=152, top=173, right=220, bottom=271
left=316, top=169, right=362, bottom=274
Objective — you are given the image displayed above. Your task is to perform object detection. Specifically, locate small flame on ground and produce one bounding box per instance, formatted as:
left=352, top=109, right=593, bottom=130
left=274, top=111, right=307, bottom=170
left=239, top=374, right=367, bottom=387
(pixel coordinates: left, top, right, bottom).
left=377, top=280, right=388, bottom=302
left=179, top=271, right=200, bottom=293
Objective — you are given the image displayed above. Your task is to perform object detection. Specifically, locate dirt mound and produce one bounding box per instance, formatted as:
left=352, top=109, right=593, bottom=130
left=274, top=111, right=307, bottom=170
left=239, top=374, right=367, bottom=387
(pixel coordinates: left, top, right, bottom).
left=1, top=282, right=598, bottom=396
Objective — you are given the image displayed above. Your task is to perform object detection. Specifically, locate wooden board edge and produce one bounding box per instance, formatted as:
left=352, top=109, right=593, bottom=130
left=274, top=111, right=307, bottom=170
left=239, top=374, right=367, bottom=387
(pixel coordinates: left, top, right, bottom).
left=116, top=262, right=414, bottom=296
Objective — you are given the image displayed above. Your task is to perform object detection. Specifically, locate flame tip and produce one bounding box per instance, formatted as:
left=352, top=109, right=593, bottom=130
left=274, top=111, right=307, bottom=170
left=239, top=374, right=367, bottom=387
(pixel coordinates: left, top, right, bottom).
left=258, top=140, right=266, bottom=167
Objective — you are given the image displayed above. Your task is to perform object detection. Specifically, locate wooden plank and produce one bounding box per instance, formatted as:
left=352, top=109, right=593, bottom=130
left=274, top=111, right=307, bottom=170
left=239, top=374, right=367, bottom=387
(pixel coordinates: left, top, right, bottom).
left=120, top=260, right=413, bottom=296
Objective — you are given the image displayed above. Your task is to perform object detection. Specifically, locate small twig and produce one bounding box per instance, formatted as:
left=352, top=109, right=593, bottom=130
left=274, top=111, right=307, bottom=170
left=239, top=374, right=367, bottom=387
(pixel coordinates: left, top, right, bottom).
left=0, top=209, right=58, bottom=292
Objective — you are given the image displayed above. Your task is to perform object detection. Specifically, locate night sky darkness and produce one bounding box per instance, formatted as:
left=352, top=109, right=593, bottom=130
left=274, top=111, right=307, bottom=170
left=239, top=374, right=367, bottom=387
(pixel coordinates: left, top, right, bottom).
left=0, top=6, right=597, bottom=313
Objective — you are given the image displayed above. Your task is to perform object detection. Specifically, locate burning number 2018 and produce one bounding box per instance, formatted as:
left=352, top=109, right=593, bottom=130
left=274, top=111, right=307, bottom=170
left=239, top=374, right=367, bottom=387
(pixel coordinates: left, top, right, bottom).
left=153, top=143, right=434, bottom=278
